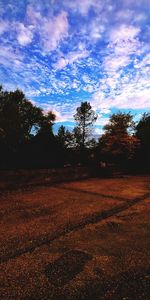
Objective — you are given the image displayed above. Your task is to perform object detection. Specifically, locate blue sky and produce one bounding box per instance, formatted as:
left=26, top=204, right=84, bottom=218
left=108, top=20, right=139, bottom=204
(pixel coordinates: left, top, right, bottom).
left=0, top=0, right=150, bottom=135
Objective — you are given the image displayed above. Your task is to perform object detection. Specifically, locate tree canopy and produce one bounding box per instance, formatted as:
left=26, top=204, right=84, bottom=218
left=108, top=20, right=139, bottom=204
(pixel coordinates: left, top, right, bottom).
left=0, top=86, right=149, bottom=171
left=135, top=113, right=150, bottom=170
left=99, top=112, right=139, bottom=166
left=74, top=101, right=97, bottom=148
left=0, top=86, right=57, bottom=168
left=0, top=87, right=43, bottom=148
left=136, top=113, right=150, bottom=147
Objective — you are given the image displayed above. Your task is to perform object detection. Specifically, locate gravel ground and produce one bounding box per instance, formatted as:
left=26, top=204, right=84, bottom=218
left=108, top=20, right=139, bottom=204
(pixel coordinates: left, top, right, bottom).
left=0, top=176, right=150, bottom=299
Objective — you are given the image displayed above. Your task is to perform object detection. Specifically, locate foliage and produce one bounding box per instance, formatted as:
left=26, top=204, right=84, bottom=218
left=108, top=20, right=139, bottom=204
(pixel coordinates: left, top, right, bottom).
left=57, top=125, right=74, bottom=148
left=0, top=87, right=43, bottom=148
left=36, top=111, right=56, bottom=142
left=136, top=113, right=150, bottom=147
left=0, top=86, right=57, bottom=168
left=74, top=102, right=97, bottom=148
left=135, top=113, right=150, bottom=170
left=0, top=86, right=149, bottom=171
left=99, top=112, right=139, bottom=166
left=103, top=112, right=135, bottom=135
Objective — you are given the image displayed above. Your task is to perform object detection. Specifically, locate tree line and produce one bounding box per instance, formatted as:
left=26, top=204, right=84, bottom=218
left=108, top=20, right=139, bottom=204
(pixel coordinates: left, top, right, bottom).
left=0, top=86, right=150, bottom=172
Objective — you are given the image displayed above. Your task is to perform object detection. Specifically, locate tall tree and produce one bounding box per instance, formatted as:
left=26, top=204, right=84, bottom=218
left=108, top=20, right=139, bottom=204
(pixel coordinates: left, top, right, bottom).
left=74, top=102, right=97, bottom=148
left=36, top=111, right=56, bottom=142
left=135, top=113, right=150, bottom=170
left=136, top=113, right=150, bottom=146
left=0, top=86, right=44, bottom=168
left=0, top=87, right=43, bottom=149
left=99, top=112, right=139, bottom=167
left=31, top=111, right=58, bottom=168
left=57, top=125, right=66, bottom=147
left=57, top=125, right=73, bottom=148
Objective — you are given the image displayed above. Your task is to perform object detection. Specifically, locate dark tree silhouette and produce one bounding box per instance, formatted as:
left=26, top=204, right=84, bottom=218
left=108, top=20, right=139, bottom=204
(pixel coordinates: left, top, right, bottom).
left=74, top=102, right=97, bottom=149
left=57, top=125, right=74, bottom=149
left=0, top=85, right=149, bottom=172
left=36, top=111, right=56, bottom=141
left=57, top=125, right=66, bottom=147
left=136, top=113, right=150, bottom=146
left=0, top=87, right=43, bottom=168
left=0, top=87, right=43, bottom=149
left=136, top=113, right=150, bottom=171
left=32, top=111, right=59, bottom=168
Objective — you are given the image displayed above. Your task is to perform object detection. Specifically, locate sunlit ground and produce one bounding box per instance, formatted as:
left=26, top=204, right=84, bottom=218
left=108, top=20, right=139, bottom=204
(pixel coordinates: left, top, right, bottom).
left=0, top=176, right=150, bottom=299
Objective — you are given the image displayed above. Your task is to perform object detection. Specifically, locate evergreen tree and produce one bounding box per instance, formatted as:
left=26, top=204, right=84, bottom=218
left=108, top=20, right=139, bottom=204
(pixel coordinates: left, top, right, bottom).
left=74, top=102, right=97, bottom=148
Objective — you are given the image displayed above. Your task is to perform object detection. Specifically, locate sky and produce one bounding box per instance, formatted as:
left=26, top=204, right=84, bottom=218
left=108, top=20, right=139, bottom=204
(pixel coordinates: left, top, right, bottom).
left=0, top=0, right=150, bottom=135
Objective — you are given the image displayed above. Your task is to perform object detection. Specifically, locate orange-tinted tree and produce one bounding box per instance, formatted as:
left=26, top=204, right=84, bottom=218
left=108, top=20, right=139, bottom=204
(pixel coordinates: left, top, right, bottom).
left=99, top=112, right=139, bottom=169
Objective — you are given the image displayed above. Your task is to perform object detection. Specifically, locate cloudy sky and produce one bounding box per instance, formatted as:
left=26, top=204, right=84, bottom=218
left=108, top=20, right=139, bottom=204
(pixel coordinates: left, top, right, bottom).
left=0, top=0, right=150, bottom=134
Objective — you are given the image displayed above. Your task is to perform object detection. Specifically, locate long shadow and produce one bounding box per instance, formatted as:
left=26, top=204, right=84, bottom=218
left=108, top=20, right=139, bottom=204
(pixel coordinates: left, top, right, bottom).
left=54, top=185, right=129, bottom=202
left=0, top=197, right=69, bottom=219
left=0, top=192, right=150, bottom=264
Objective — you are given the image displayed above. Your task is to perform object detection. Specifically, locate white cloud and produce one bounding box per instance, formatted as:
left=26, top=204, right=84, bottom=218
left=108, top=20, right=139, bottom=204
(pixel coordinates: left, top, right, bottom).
left=26, top=6, right=69, bottom=51
left=38, top=101, right=77, bottom=123
left=94, top=127, right=103, bottom=136
left=82, top=74, right=90, bottom=83
left=0, top=45, right=24, bottom=67
left=96, top=117, right=110, bottom=126
left=89, top=18, right=105, bottom=41
left=0, top=20, right=9, bottom=35
left=39, top=103, right=63, bottom=121
left=54, top=57, right=67, bottom=69
left=26, top=89, right=41, bottom=97
left=72, top=81, right=78, bottom=89
left=104, top=24, right=141, bottom=73
left=105, top=55, right=130, bottom=73
left=54, top=49, right=89, bottom=70
left=83, top=85, right=94, bottom=93
left=91, top=72, right=150, bottom=111
left=99, top=108, right=111, bottom=114
left=64, top=0, right=99, bottom=16
left=41, top=11, right=68, bottom=52
left=115, top=9, right=134, bottom=22
left=91, top=17, right=150, bottom=113
left=111, top=87, right=150, bottom=109
left=110, top=24, right=140, bottom=43
left=134, top=53, right=150, bottom=69
left=16, top=23, right=33, bottom=46
left=26, top=5, right=41, bottom=25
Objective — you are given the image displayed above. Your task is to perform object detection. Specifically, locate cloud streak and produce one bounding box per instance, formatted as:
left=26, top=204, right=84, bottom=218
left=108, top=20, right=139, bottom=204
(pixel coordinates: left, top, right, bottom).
left=54, top=50, right=89, bottom=70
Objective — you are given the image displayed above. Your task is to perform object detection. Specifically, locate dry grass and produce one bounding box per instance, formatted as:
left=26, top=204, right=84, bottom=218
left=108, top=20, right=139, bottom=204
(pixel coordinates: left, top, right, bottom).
left=0, top=176, right=150, bottom=299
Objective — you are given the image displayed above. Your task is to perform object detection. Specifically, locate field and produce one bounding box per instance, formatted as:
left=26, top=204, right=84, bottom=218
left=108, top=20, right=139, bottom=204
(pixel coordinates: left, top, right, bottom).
left=0, top=176, right=150, bottom=299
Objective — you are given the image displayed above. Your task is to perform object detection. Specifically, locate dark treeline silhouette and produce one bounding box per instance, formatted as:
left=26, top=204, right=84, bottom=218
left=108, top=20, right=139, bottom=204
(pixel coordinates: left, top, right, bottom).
left=0, top=86, right=150, bottom=172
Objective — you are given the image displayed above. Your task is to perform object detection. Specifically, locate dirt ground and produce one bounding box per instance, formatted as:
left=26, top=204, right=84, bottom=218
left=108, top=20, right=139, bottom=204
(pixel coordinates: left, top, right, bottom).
left=0, top=176, right=150, bottom=299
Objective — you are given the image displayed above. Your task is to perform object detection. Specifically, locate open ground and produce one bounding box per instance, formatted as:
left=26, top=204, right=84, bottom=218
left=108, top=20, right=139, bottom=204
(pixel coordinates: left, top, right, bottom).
left=0, top=176, right=150, bottom=299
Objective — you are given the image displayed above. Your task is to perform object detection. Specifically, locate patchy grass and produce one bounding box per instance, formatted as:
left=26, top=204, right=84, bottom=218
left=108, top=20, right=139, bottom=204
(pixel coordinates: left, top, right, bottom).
left=0, top=176, right=150, bottom=299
